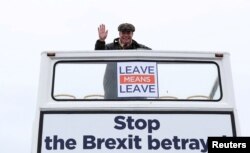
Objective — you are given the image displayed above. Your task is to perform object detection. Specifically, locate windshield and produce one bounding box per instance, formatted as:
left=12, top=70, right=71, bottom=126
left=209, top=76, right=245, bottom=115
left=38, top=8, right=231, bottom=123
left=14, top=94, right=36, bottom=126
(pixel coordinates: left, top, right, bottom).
left=52, top=61, right=222, bottom=101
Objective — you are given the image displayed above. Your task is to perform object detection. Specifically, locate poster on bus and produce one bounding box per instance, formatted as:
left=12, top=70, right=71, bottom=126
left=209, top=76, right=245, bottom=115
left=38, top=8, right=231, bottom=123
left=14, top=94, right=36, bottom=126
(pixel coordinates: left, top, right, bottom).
left=117, top=62, right=159, bottom=98
left=38, top=111, right=235, bottom=153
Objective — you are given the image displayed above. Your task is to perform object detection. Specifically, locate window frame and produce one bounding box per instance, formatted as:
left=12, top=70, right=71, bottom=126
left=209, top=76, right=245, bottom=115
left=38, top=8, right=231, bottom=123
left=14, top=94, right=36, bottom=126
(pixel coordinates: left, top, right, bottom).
left=51, top=60, right=223, bottom=102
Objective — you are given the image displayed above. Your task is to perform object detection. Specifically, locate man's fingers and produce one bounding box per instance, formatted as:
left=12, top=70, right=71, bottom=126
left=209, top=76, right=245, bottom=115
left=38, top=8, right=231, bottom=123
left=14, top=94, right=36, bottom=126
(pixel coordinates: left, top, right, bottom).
left=98, top=24, right=108, bottom=34
left=98, top=24, right=108, bottom=41
left=99, top=24, right=106, bottom=32
left=101, top=24, right=105, bottom=29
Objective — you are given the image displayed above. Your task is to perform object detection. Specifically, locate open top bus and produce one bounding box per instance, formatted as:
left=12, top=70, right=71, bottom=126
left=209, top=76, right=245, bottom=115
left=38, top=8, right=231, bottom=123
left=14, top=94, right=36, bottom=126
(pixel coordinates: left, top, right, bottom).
left=32, top=51, right=240, bottom=153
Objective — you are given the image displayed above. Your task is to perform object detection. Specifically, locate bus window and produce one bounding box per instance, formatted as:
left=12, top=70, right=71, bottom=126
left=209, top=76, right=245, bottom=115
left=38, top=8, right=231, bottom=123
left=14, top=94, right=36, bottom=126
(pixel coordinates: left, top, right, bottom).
left=53, top=62, right=106, bottom=100
left=157, top=63, right=221, bottom=101
left=52, top=61, right=221, bottom=101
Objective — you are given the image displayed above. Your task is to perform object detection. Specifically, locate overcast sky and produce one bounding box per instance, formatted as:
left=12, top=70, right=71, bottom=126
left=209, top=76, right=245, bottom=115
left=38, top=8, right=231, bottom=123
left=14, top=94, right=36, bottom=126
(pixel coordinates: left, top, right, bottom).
left=0, top=0, right=250, bottom=153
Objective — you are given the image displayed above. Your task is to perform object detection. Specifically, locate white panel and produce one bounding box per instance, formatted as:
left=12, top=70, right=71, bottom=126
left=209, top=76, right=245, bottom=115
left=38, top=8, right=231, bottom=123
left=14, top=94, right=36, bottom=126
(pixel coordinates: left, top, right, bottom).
left=40, top=113, right=234, bottom=153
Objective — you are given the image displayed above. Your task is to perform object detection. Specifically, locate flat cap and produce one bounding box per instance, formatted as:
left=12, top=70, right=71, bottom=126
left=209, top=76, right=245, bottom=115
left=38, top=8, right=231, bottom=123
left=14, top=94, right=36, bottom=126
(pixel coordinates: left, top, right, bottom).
left=118, top=23, right=135, bottom=32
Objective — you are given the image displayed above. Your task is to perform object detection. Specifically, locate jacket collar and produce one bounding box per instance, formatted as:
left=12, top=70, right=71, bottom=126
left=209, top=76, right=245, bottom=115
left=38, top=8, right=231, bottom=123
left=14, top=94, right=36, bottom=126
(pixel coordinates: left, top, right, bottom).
left=113, top=38, right=139, bottom=48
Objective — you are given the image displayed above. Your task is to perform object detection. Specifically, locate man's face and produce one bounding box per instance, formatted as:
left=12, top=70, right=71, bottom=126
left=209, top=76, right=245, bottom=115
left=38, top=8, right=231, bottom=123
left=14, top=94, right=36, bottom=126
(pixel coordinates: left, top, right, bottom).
left=119, top=31, right=133, bottom=45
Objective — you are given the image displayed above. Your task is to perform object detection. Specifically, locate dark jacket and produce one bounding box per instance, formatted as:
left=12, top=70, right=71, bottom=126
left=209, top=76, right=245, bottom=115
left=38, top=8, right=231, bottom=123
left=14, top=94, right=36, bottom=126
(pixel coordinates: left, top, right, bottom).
left=95, top=38, right=151, bottom=99
left=95, top=38, right=151, bottom=50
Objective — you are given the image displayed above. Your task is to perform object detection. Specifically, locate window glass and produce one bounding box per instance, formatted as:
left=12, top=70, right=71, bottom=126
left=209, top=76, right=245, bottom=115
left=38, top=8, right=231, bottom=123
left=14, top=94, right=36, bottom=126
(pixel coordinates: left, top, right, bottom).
left=157, top=63, right=220, bottom=100
left=53, top=61, right=221, bottom=101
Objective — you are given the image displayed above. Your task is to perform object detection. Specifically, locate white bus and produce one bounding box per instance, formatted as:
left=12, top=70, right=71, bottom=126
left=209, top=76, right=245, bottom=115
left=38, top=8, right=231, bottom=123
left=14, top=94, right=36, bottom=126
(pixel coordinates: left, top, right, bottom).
left=32, top=51, right=240, bottom=153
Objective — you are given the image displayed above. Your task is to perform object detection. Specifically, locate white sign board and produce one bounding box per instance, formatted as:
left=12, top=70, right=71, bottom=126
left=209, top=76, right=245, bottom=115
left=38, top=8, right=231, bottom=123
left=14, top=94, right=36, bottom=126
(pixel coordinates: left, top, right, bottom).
left=117, top=62, right=159, bottom=97
left=38, top=112, right=235, bottom=153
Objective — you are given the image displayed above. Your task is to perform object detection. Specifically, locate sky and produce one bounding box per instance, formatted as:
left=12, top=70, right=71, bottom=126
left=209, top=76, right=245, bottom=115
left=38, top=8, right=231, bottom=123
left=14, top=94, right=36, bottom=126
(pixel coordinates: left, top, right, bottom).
left=0, top=0, right=250, bottom=153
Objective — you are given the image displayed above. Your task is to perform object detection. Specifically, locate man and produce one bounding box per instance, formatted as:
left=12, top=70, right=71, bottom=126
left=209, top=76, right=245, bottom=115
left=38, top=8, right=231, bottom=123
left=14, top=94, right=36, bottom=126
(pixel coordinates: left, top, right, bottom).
left=95, top=23, right=151, bottom=99
left=95, top=23, right=151, bottom=50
